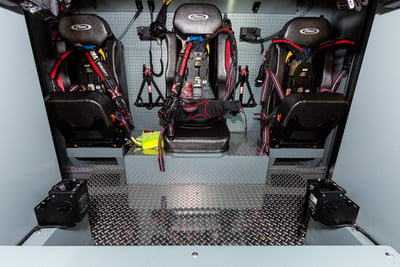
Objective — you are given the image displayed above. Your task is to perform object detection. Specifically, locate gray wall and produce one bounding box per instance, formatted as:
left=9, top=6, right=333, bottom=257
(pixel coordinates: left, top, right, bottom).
left=332, top=9, right=400, bottom=251
left=0, top=9, right=61, bottom=245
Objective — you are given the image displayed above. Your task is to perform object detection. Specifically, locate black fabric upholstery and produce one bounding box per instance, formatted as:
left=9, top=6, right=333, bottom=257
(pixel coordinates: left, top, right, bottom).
left=45, top=92, right=125, bottom=147
left=281, top=17, right=332, bottom=48
left=163, top=4, right=236, bottom=153
left=215, top=33, right=230, bottom=99
left=163, top=119, right=230, bottom=153
left=58, top=14, right=113, bottom=46
left=277, top=93, right=348, bottom=128
left=173, top=4, right=222, bottom=38
left=260, top=17, right=349, bottom=149
left=165, top=32, right=180, bottom=91
left=47, top=14, right=130, bottom=147
left=270, top=93, right=348, bottom=148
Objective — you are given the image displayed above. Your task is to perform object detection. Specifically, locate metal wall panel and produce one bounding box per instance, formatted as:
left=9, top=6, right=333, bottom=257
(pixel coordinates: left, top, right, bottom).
left=0, top=9, right=61, bottom=245
left=332, top=9, right=400, bottom=251
left=94, top=0, right=297, bottom=14
left=0, top=246, right=399, bottom=266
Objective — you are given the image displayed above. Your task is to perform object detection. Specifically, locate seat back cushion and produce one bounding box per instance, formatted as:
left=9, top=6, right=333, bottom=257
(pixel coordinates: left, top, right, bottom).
left=58, top=14, right=113, bottom=46
left=173, top=4, right=222, bottom=38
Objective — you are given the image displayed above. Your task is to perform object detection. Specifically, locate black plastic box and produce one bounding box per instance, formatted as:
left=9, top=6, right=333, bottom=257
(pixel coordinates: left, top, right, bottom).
left=35, top=179, right=89, bottom=226
left=308, top=180, right=359, bottom=226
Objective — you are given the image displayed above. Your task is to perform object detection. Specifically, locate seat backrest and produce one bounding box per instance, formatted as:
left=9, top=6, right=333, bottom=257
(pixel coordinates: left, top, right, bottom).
left=45, top=14, right=132, bottom=147
left=166, top=4, right=235, bottom=100
left=258, top=17, right=351, bottom=150
left=54, top=14, right=129, bottom=104
left=263, top=17, right=335, bottom=113
left=58, top=14, right=113, bottom=46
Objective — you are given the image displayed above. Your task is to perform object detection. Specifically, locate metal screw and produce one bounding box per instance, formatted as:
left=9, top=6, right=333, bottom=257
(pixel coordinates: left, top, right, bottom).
left=385, top=252, right=394, bottom=258
left=192, top=252, right=199, bottom=259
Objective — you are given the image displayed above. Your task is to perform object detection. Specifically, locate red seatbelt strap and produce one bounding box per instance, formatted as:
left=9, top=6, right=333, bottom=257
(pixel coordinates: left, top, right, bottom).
left=259, top=123, right=270, bottom=156
left=259, top=67, right=285, bottom=102
left=49, top=50, right=72, bottom=91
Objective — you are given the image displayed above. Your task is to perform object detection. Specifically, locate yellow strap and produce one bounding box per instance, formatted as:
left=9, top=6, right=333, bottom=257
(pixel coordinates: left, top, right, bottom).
left=164, top=0, right=173, bottom=6
left=285, top=51, right=293, bottom=63
left=98, top=48, right=106, bottom=61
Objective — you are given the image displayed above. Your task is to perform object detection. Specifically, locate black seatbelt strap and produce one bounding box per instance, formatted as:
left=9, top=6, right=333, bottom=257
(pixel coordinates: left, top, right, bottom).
left=318, top=39, right=355, bottom=93
left=85, top=49, right=134, bottom=132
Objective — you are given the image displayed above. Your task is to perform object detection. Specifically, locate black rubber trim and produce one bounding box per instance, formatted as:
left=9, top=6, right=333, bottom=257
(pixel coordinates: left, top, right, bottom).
left=325, top=1, right=379, bottom=179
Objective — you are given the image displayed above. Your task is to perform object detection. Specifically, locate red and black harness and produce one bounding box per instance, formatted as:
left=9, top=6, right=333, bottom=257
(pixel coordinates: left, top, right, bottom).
left=49, top=47, right=134, bottom=134
left=158, top=28, right=241, bottom=124
left=258, top=38, right=355, bottom=155
left=157, top=28, right=244, bottom=171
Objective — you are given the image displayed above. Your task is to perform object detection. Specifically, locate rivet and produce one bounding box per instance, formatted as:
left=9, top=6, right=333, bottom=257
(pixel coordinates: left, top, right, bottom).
left=385, top=252, right=394, bottom=258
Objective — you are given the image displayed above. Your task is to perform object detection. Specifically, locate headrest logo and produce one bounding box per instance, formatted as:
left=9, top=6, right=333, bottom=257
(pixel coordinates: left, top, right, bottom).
left=299, top=28, right=320, bottom=35
left=188, top=14, right=209, bottom=21
left=70, top=24, right=92, bottom=31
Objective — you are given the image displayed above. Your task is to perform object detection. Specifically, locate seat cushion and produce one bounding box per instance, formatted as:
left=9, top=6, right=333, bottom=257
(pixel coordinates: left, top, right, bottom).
left=163, top=119, right=230, bottom=153
left=45, top=91, right=125, bottom=147
left=270, top=93, right=348, bottom=148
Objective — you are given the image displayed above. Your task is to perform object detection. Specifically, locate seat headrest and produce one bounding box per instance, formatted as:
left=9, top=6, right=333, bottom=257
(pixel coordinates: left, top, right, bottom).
left=173, top=4, right=222, bottom=38
left=280, top=17, right=332, bottom=48
left=58, top=14, right=113, bottom=46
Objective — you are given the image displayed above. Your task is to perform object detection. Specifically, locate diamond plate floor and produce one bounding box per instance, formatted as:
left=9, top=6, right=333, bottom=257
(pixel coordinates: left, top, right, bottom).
left=84, top=167, right=308, bottom=246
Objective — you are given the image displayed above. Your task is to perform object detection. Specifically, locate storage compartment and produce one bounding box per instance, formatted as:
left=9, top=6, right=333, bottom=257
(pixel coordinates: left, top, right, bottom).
left=27, top=0, right=372, bottom=246
left=5, top=0, right=399, bottom=258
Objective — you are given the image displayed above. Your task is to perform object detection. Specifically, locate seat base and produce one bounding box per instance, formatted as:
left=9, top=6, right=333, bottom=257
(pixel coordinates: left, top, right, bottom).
left=163, top=119, right=230, bottom=153
left=269, top=93, right=348, bottom=148
left=45, top=92, right=127, bottom=147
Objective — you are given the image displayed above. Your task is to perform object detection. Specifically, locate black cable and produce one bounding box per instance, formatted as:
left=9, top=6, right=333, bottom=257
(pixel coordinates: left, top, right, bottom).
left=329, top=224, right=380, bottom=245
left=149, top=40, right=164, bottom=77
left=147, top=4, right=164, bottom=77
left=149, top=4, right=154, bottom=23
left=118, top=9, right=143, bottom=40
left=241, top=31, right=281, bottom=44
left=17, top=225, right=71, bottom=246
left=240, top=31, right=281, bottom=54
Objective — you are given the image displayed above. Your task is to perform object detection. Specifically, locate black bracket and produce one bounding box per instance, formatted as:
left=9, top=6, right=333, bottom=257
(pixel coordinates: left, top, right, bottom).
left=137, top=26, right=157, bottom=41
left=239, top=27, right=261, bottom=42
left=233, top=65, right=257, bottom=108
left=134, top=65, right=165, bottom=109
left=252, top=1, right=261, bottom=13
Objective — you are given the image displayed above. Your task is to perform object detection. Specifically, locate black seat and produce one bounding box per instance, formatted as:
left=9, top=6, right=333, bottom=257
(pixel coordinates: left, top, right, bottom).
left=256, top=17, right=350, bottom=151
left=163, top=4, right=237, bottom=153
left=45, top=14, right=132, bottom=147
left=271, top=92, right=348, bottom=148
left=164, top=119, right=230, bottom=153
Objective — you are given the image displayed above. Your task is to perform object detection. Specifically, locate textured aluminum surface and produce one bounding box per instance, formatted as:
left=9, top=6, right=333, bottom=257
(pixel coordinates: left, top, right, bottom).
left=87, top=168, right=307, bottom=246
